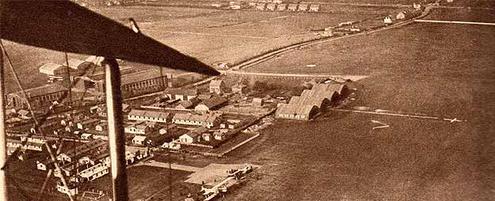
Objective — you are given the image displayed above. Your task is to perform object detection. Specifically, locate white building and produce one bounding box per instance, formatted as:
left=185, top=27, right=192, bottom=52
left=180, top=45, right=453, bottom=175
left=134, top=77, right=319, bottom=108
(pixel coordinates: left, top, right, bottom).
left=172, top=113, right=219, bottom=128
left=178, top=133, right=199, bottom=144
left=128, top=109, right=170, bottom=123
left=132, top=135, right=147, bottom=146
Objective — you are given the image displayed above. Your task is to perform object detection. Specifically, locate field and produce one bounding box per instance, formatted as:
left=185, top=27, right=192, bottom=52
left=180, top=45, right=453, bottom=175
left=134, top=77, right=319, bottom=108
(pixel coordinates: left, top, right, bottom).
left=2, top=5, right=399, bottom=93
left=83, top=166, right=197, bottom=200
left=219, top=10, right=495, bottom=201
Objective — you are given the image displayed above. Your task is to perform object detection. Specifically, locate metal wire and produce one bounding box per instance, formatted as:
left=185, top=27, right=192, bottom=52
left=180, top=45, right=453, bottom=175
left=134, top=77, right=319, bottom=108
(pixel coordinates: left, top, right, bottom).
left=0, top=40, right=107, bottom=201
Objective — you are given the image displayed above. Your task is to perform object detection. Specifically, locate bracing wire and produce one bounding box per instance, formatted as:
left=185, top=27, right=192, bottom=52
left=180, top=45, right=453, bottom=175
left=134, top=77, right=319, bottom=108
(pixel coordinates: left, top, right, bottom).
left=0, top=40, right=79, bottom=201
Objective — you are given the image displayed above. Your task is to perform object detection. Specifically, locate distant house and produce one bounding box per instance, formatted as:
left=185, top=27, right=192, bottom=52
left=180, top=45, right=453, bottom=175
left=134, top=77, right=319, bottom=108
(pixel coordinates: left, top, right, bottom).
left=396, top=10, right=421, bottom=20
left=162, top=141, right=181, bottom=150
left=164, top=88, right=198, bottom=101
left=178, top=133, right=200, bottom=144
left=56, top=140, right=107, bottom=163
left=276, top=3, right=287, bottom=11
left=128, top=109, right=170, bottom=123
left=252, top=98, right=264, bottom=107
left=132, top=135, right=147, bottom=146
left=309, top=4, right=319, bottom=12
left=76, top=119, right=99, bottom=130
left=298, top=3, right=309, bottom=11
left=287, top=3, right=298, bottom=11
left=213, top=129, right=229, bottom=141
left=194, top=96, right=228, bottom=113
left=95, top=122, right=108, bottom=132
left=202, top=133, right=212, bottom=141
left=125, top=123, right=154, bottom=135
left=255, top=3, right=266, bottom=10
left=266, top=3, right=276, bottom=11
left=172, top=113, right=220, bottom=128
left=209, top=80, right=226, bottom=95
left=384, top=16, right=393, bottom=25
left=229, top=2, right=242, bottom=10
left=80, top=133, right=93, bottom=140
left=90, top=131, right=108, bottom=141
left=413, top=3, right=422, bottom=10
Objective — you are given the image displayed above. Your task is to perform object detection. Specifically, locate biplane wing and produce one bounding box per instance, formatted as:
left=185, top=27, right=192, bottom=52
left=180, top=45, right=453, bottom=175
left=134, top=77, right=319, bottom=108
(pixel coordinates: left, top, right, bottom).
left=0, top=0, right=219, bottom=76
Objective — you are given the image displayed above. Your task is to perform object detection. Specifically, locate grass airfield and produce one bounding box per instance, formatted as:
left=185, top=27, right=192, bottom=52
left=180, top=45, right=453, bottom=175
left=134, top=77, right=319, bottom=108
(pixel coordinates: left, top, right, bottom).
left=220, top=9, right=495, bottom=201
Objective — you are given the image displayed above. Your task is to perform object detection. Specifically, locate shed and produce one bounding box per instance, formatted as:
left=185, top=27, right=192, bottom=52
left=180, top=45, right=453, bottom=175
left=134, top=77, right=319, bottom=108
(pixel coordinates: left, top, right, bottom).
left=309, top=4, right=319, bottom=12
left=255, top=3, right=266, bottom=10
left=179, top=133, right=199, bottom=144
left=194, top=96, right=228, bottom=113
left=287, top=3, right=297, bottom=11
left=298, top=3, right=309, bottom=11
left=39, top=63, right=66, bottom=76
left=277, top=3, right=287, bottom=11
left=266, top=3, right=276, bottom=11
left=132, top=135, right=147, bottom=146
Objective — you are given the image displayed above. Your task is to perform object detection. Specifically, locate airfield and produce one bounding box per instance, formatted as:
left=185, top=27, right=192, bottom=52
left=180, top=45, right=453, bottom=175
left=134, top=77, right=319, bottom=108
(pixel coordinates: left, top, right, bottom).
left=3, top=1, right=494, bottom=201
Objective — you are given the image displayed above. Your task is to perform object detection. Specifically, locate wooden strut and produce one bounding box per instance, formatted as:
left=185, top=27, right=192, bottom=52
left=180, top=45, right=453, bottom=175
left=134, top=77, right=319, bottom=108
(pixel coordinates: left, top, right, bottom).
left=103, top=58, right=129, bottom=201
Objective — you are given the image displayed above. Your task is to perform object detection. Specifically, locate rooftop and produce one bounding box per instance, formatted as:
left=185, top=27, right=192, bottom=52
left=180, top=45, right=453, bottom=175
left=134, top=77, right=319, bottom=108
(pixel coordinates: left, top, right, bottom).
left=173, top=113, right=219, bottom=123
left=121, top=69, right=167, bottom=85
left=128, top=109, right=170, bottom=119
left=164, top=88, right=198, bottom=96
left=39, top=63, right=65, bottom=73
left=198, top=96, right=228, bottom=109
left=10, top=84, right=68, bottom=98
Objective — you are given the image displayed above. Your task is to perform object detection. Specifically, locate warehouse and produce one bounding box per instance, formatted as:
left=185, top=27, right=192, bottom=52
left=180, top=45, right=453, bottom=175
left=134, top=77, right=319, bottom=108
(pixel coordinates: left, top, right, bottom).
left=7, top=84, right=68, bottom=110
left=275, top=104, right=318, bottom=121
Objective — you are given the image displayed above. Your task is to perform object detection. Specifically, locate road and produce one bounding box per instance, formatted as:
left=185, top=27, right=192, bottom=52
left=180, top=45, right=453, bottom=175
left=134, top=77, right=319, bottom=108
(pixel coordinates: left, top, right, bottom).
left=220, top=70, right=368, bottom=82
left=415, top=19, right=495, bottom=26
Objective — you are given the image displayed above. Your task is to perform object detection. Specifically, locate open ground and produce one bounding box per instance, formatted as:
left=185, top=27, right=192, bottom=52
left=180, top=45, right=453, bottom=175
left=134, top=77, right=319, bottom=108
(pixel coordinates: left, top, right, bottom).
left=217, top=9, right=495, bottom=201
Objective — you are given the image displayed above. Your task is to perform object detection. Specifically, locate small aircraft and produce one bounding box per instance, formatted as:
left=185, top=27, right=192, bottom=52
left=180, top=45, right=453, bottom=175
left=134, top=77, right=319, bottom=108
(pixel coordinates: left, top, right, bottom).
left=443, top=118, right=463, bottom=123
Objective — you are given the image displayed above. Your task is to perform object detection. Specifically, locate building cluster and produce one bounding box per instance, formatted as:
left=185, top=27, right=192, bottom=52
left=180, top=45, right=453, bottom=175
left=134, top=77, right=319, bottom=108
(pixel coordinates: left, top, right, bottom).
left=252, top=1, right=320, bottom=12
left=6, top=136, right=50, bottom=159
left=7, top=55, right=173, bottom=112
left=34, top=138, right=150, bottom=195
left=276, top=83, right=349, bottom=120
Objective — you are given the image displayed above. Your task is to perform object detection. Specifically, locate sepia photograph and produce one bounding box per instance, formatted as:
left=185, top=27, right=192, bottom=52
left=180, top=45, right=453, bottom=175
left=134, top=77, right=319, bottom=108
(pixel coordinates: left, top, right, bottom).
left=0, top=0, right=493, bottom=200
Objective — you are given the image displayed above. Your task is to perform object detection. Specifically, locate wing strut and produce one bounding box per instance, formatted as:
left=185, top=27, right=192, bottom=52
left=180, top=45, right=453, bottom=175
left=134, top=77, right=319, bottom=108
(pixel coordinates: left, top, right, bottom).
left=103, top=58, right=129, bottom=201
